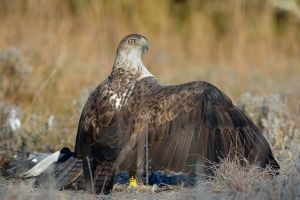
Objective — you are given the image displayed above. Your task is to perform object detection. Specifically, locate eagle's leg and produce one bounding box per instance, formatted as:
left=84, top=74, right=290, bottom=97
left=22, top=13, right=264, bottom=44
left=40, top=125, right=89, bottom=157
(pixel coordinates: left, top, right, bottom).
left=83, top=157, right=96, bottom=194
left=93, top=161, right=115, bottom=194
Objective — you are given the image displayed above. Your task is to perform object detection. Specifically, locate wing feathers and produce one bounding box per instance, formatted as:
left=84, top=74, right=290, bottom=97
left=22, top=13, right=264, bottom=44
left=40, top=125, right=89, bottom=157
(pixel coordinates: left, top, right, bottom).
left=76, top=77, right=279, bottom=182
left=143, top=82, right=278, bottom=175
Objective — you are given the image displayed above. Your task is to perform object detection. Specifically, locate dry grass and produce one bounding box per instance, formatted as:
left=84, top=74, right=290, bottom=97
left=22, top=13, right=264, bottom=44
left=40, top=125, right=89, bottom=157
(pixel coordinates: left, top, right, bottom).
left=0, top=0, right=300, bottom=199
left=0, top=0, right=299, bottom=151
left=1, top=151, right=300, bottom=200
left=237, top=93, right=300, bottom=155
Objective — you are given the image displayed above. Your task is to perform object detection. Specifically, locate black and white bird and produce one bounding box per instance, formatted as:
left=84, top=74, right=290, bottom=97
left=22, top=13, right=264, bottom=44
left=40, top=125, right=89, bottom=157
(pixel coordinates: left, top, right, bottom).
left=1, top=147, right=83, bottom=190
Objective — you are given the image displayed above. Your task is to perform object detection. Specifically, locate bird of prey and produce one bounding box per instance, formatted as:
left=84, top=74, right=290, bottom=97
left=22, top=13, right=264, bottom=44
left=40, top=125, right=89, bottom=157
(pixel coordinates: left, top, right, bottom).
left=75, top=34, right=279, bottom=194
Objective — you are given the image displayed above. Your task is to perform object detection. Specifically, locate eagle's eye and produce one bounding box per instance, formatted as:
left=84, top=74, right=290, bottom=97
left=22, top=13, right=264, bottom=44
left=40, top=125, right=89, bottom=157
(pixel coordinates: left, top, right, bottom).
left=128, top=39, right=136, bottom=45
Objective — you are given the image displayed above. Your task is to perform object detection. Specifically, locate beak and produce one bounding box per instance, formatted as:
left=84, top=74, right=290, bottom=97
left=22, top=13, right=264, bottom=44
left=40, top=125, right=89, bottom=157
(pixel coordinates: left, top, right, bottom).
left=140, top=37, right=149, bottom=51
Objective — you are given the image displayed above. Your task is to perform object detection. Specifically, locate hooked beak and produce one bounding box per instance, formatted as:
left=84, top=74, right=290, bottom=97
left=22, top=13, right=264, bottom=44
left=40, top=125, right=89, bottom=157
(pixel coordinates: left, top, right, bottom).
left=140, top=37, right=149, bottom=52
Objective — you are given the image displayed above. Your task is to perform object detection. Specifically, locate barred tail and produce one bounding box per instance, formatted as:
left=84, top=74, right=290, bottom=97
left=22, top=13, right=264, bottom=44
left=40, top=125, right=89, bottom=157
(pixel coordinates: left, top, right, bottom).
left=52, top=157, right=83, bottom=189
left=83, top=159, right=115, bottom=194
left=94, top=161, right=115, bottom=194
left=34, top=157, right=83, bottom=190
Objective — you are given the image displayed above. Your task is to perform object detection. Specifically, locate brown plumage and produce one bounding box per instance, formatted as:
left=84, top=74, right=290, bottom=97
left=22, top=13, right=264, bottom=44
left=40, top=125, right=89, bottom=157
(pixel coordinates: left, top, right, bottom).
left=75, top=34, right=279, bottom=194
left=34, top=157, right=83, bottom=190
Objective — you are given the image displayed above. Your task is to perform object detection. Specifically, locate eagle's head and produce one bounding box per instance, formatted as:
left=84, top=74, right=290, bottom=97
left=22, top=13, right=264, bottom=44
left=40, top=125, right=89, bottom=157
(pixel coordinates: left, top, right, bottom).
left=113, top=34, right=152, bottom=79
left=117, top=34, right=149, bottom=57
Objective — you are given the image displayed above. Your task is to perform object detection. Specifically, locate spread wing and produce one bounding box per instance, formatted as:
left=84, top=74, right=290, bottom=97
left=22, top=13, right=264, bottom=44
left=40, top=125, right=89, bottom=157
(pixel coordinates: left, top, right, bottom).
left=74, top=80, right=136, bottom=161
left=132, top=81, right=279, bottom=175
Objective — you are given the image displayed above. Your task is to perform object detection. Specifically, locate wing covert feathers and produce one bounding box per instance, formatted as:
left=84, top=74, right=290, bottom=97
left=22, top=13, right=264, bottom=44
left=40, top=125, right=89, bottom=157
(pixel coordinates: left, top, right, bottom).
left=133, top=80, right=279, bottom=174
left=74, top=76, right=279, bottom=194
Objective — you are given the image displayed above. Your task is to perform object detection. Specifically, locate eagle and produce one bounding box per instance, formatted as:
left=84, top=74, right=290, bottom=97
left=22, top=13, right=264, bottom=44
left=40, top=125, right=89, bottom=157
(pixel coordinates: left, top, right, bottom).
left=75, top=34, right=279, bottom=194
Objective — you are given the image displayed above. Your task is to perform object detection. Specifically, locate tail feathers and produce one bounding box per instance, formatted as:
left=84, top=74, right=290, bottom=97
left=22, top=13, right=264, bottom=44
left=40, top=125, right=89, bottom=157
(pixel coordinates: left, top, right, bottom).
left=94, top=161, right=115, bottom=194
left=35, top=157, right=83, bottom=190
left=83, top=159, right=115, bottom=194
left=53, top=157, right=83, bottom=189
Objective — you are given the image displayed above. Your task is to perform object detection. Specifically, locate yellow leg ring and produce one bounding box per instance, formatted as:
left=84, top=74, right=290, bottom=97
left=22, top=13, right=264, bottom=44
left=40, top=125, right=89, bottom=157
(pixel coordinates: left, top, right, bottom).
left=129, top=176, right=137, bottom=187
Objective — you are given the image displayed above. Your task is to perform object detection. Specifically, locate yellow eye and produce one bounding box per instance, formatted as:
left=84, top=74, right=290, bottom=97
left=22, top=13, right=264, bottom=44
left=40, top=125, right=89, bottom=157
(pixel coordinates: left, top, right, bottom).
left=128, top=39, right=136, bottom=45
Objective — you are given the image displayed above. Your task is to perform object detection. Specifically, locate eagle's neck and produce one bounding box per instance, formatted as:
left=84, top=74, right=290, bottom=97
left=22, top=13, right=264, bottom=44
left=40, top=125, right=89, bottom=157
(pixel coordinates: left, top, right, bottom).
left=108, top=50, right=153, bottom=110
left=112, top=50, right=153, bottom=80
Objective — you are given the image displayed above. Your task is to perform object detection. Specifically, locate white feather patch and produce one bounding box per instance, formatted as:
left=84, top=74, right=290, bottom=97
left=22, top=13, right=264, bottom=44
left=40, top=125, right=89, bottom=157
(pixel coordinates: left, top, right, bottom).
left=109, top=85, right=134, bottom=110
left=20, top=150, right=60, bottom=178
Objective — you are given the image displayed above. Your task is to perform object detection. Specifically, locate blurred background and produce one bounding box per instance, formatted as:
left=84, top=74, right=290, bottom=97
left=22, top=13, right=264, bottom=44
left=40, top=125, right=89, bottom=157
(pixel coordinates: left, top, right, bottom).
left=0, top=0, right=299, bottom=155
